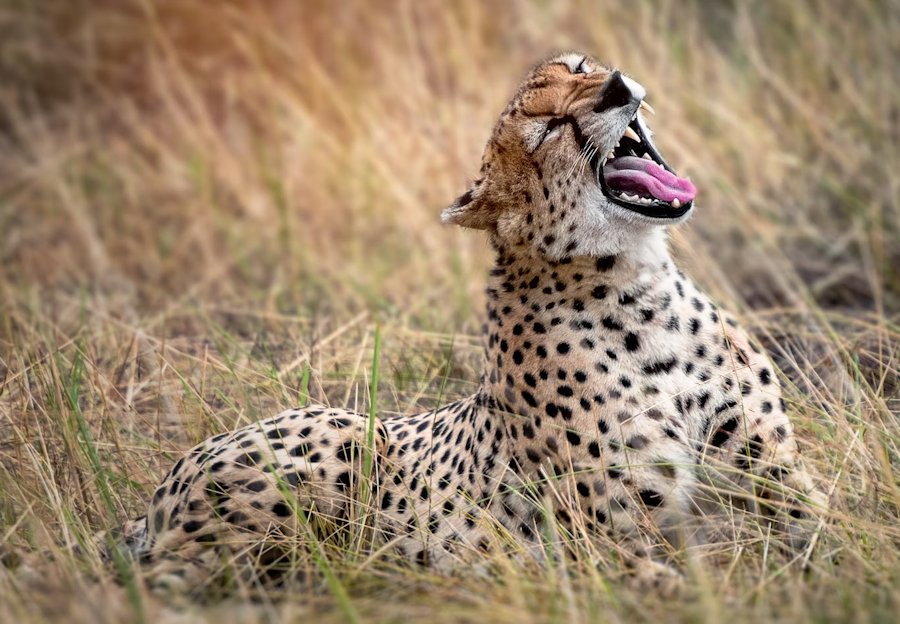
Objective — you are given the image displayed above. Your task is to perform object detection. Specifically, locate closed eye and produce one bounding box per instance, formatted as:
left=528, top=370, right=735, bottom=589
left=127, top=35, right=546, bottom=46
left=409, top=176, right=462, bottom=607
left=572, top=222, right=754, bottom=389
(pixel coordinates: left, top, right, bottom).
left=574, top=57, right=588, bottom=74
left=536, top=117, right=568, bottom=148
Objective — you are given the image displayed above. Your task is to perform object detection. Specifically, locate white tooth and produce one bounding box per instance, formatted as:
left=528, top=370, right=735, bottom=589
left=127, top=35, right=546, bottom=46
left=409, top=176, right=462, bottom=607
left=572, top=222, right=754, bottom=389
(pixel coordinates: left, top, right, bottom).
left=642, top=153, right=653, bottom=160
left=623, top=127, right=640, bottom=142
left=639, top=100, right=656, bottom=116
left=608, top=150, right=616, bottom=160
left=671, top=198, right=681, bottom=208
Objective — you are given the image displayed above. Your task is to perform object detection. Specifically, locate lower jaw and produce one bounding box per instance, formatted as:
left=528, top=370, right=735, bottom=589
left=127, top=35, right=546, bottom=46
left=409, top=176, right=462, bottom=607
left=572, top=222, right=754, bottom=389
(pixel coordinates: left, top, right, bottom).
left=607, top=194, right=693, bottom=219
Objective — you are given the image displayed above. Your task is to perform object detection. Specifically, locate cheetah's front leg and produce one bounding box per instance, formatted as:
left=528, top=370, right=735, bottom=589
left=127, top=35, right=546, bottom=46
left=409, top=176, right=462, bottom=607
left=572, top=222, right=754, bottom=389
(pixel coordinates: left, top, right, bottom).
left=734, top=429, right=827, bottom=552
left=714, top=326, right=828, bottom=553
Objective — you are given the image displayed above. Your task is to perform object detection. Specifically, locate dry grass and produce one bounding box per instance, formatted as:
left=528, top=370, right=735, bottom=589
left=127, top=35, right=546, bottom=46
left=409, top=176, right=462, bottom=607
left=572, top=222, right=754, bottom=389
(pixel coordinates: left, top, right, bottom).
left=0, top=0, right=898, bottom=621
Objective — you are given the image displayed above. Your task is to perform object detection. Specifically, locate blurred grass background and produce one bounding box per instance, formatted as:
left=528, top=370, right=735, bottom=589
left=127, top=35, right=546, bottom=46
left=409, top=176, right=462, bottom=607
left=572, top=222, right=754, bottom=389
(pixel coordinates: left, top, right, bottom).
left=0, top=0, right=898, bottom=622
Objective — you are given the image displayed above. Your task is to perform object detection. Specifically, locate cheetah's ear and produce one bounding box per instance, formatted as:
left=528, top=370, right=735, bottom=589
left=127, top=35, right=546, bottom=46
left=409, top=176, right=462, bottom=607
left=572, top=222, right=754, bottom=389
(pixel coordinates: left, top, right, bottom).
left=441, top=181, right=496, bottom=230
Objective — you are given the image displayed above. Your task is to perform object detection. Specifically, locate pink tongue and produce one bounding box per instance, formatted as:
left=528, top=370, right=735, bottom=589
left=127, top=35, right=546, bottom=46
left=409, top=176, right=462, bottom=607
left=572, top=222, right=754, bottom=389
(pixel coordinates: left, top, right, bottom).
left=603, top=156, right=696, bottom=203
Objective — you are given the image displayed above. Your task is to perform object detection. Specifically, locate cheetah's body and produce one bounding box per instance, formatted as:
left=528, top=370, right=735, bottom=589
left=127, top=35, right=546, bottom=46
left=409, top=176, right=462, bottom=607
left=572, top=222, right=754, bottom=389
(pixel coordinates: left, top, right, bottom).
left=119, top=53, right=825, bottom=590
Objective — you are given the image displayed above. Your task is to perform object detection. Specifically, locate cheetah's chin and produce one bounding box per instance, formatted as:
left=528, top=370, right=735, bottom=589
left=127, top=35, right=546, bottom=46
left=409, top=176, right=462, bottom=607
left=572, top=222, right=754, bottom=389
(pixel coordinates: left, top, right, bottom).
left=595, top=111, right=696, bottom=220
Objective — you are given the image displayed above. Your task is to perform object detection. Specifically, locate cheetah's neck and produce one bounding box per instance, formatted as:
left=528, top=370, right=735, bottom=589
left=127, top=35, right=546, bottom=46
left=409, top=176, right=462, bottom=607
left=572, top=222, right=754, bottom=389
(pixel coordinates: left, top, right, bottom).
left=478, top=230, right=690, bottom=417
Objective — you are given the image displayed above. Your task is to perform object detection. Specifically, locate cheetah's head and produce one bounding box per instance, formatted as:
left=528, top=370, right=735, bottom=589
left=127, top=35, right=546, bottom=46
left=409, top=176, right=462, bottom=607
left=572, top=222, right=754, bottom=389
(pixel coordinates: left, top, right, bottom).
left=442, top=53, right=696, bottom=259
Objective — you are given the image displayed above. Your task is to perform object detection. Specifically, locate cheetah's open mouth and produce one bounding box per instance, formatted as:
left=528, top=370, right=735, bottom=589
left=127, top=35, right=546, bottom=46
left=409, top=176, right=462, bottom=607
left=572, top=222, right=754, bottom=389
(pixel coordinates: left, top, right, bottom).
left=595, top=112, right=696, bottom=219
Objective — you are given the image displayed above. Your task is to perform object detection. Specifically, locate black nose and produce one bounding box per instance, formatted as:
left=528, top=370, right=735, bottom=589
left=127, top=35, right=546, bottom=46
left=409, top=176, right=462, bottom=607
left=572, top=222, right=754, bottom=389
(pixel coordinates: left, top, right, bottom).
left=594, top=70, right=640, bottom=113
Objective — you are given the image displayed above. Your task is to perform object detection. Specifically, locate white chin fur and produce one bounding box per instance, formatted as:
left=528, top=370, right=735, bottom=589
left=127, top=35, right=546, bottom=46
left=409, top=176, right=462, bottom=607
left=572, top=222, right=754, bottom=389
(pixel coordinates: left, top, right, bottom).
left=546, top=188, right=668, bottom=259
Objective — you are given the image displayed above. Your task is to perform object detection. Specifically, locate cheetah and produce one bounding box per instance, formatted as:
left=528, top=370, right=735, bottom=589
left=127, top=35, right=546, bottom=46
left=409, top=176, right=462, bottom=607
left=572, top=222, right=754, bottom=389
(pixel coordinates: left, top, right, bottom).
left=103, top=52, right=827, bottom=592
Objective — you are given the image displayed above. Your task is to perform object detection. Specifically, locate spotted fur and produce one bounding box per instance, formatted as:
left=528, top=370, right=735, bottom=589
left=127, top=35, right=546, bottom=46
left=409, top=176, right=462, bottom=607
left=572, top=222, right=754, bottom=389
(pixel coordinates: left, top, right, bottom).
left=106, top=53, right=826, bottom=592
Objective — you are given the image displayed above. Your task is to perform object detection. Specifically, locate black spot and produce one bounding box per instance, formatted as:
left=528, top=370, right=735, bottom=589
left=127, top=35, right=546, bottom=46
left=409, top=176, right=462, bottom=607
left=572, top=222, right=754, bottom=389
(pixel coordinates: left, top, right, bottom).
left=746, top=434, right=764, bottom=459
left=245, top=480, right=267, bottom=492
left=715, top=399, right=739, bottom=415
left=697, top=392, right=711, bottom=408
left=336, top=471, right=352, bottom=490
left=204, top=480, right=229, bottom=502
left=642, top=357, right=678, bottom=375
left=639, top=490, right=664, bottom=508
left=596, top=255, right=616, bottom=271
left=710, top=417, right=739, bottom=447
left=284, top=472, right=307, bottom=486
left=336, top=440, right=360, bottom=463
left=182, top=520, right=204, bottom=534
left=624, top=332, right=640, bottom=352
left=236, top=451, right=261, bottom=467
left=602, top=317, right=623, bottom=331
left=759, top=368, right=772, bottom=385
left=591, top=285, right=607, bottom=299
left=627, top=435, right=648, bottom=450
left=565, top=429, right=581, bottom=445
left=587, top=441, right=601, bottom=458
